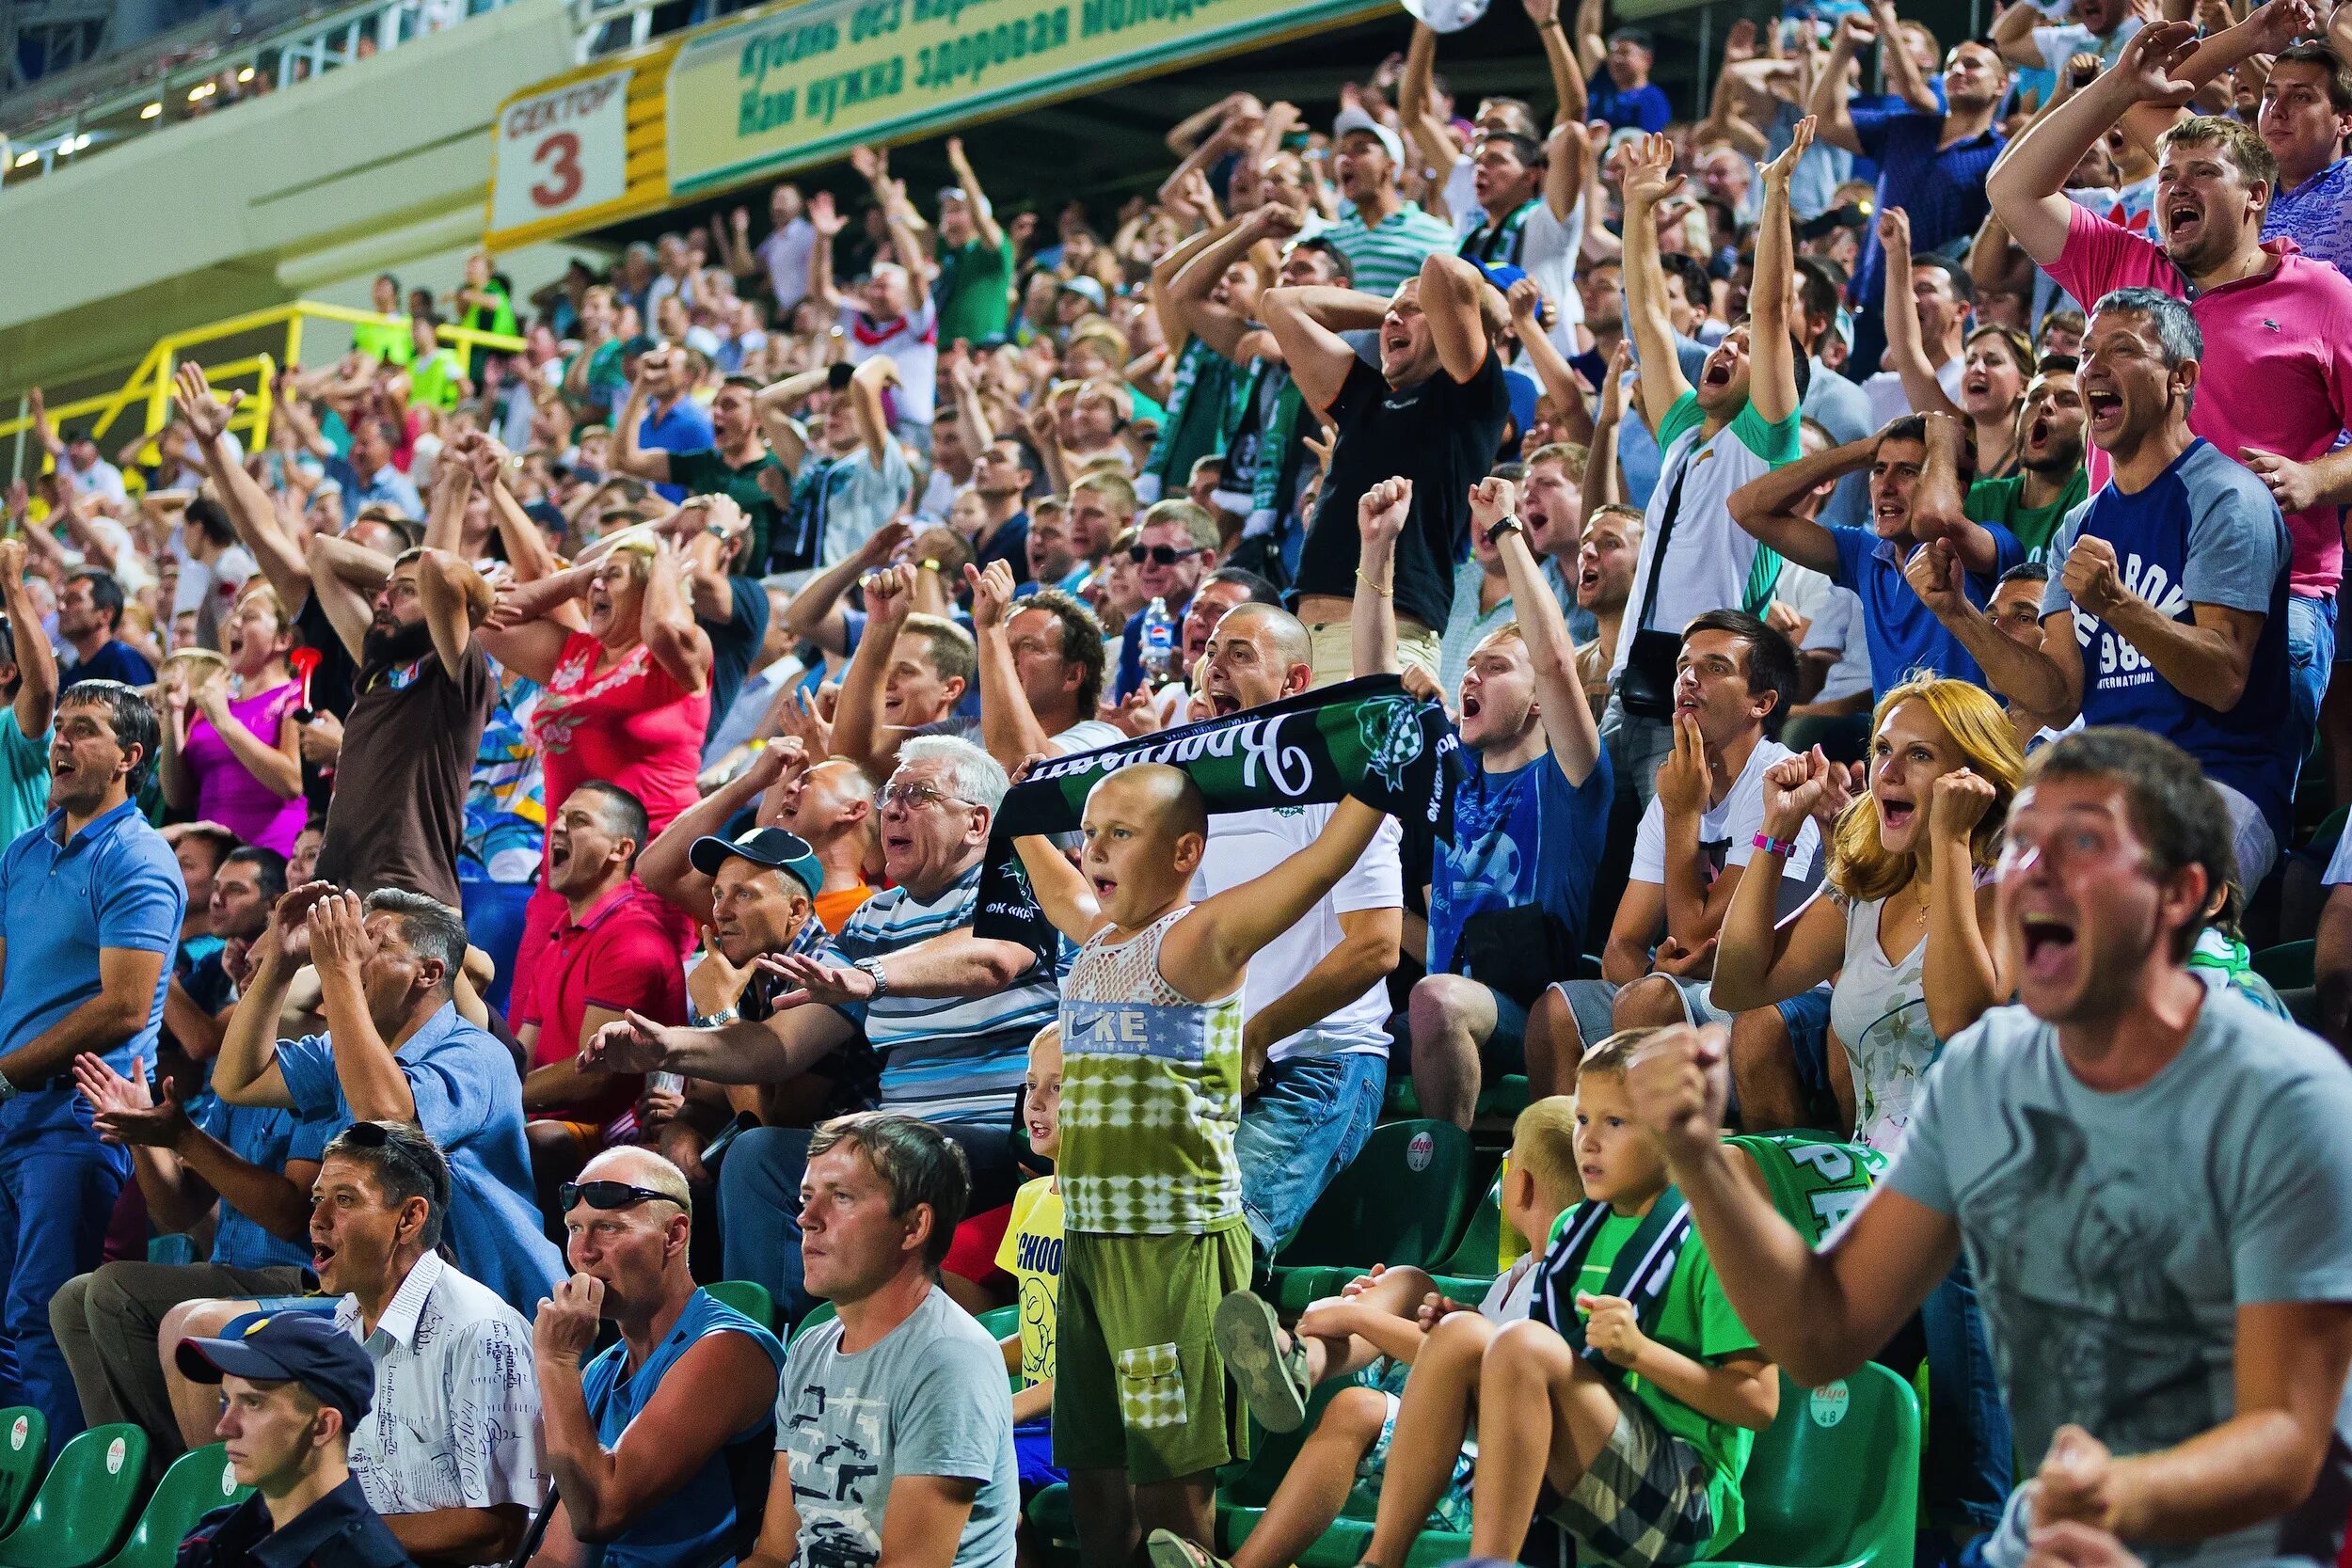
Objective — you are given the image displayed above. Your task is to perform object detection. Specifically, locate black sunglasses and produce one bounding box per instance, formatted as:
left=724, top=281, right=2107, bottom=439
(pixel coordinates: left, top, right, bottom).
left=1128, top=544, right=1206, bottom=566
left=559, top=1180, right=686, bottom=1214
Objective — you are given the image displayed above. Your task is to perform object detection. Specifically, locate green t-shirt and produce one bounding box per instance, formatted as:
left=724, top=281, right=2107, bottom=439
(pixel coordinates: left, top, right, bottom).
left=1966, top=468, right=2089, bottom=561
left=937, top=236, right=1015, bottom=344
left=1725, top=1132, right=1886, bottom=1244
left=1557, top=1204, right=1760, bottom=1554
left=411, top=348, right=468, bottom=413
left=0, top=708, right=50, bottom=847
left=353, top=317, right=413, bottom=368
left=668, top=446, right=787, bottom=575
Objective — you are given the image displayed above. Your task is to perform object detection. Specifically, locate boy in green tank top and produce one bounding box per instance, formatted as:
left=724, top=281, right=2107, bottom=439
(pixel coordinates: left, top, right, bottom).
left=1011, top=763, right=1389, bottom=1566
left=1359, top=1030, right=1780, bottom=1568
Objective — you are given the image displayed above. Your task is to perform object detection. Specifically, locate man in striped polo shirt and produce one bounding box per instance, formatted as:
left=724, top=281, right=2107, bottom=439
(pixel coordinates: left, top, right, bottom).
left=586, top=736, right=1059, bottom=1323
left=1325, top=108, right=1458, bottom=297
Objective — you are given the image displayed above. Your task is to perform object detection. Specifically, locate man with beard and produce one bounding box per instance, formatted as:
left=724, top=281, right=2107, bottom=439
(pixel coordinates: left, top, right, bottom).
left=0, top=679, right=182, bottom=1449
left=516, top=783, right=687, bottom=1208
left=305, top=539, right=497, bottom=910
left=614, top=375, right=787, bottom=573
left=1965, top=358, right=2091, bottom=560
left=1810, top=20, right=2008, bottom=375
left=1627, top=727, right=2352, bottom=1568
left=1991, top=29, right=2352, bottom=782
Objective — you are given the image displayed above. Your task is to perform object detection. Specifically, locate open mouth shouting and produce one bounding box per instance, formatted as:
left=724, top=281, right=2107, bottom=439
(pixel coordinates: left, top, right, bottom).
left=1877, top=790, right=1917, bottom=833
left=2084, top=387, right=2124, bottom=436
left=2018, top=910, right=2079, bottom=980
left=2164, top=194, right=2203, bottom=249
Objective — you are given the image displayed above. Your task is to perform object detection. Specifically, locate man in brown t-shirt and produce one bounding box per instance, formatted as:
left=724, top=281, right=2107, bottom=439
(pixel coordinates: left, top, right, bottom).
left=307, top=542, right=496, bottom=906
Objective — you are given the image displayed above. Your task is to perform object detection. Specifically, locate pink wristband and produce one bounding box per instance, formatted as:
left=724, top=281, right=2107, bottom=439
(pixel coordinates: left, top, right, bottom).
left=1752, top=832, right=1798, bottom=858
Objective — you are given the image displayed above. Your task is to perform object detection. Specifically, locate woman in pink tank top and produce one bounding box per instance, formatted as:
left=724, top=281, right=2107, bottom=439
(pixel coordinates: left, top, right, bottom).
left=158, top=584, right=308, bottom=854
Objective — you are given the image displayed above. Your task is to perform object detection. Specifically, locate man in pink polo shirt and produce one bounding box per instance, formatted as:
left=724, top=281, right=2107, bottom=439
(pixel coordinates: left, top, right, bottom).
left=1988, top=18, right=2352, bottom=768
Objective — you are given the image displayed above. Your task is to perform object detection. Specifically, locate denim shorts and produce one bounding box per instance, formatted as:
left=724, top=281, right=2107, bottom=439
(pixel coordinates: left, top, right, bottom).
left=1236, top=1052, right=1387, bottom=1255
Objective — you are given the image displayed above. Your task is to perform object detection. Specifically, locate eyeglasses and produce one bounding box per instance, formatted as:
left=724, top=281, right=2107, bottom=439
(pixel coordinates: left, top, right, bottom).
left=329, top=1121, right=450, bottom=1207
left=882, top=781, right=973, bottom=812
left=558, top=1180, right=686, bottom=1214
left=1128, top=544, right=1207, bottom=566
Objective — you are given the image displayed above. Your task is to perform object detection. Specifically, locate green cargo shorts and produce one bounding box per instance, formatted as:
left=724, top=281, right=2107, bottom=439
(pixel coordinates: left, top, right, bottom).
left=1053, top=1221, right=1252, bottom=1483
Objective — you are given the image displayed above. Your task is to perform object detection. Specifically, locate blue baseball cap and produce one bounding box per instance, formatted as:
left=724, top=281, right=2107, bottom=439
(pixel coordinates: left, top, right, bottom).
left=690, top=825, right=825, bottom=899
left=176, top=1311, right=374, bottom=1426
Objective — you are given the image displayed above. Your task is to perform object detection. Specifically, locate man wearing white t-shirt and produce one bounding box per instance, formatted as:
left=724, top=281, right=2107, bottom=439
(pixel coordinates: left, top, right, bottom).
left=1193, top=601, right=1402, bottom=1254
left=752, top=184, right=816, bottom=319
left=1534, top=610, right=1823, bottom=1071
left=1991, top=0, right=2142, bottom=84
left=808, top=165, right=940, bottom=439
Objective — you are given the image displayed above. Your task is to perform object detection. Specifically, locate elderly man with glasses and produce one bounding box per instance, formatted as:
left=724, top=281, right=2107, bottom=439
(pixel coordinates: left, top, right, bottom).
left=587, top=736, right=1061, bottom=1324
left=529, top=1147, right=786, bottom=1568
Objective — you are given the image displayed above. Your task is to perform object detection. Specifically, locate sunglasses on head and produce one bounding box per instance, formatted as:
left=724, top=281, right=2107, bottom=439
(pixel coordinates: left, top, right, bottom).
left=558, top=1180, right=686, bottom=1214
left=1128, top=544, right=1206, bottom=566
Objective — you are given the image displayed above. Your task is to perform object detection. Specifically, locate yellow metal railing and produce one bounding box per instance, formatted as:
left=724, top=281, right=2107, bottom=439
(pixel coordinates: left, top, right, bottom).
left=0, top=300, right=529, bottom=472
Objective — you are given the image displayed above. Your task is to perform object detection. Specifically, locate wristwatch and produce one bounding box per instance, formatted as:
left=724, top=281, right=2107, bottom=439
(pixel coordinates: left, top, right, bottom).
left=699, top=1007, right=739, bottom=1027
left=853, top=957, right=891, bottom=999
left=1484, top=514, right=1525, bottom=546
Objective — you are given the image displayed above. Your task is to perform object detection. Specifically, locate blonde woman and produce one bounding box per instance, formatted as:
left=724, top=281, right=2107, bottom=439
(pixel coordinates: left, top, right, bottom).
left=158, top=587, right=307, bottom=853
left=1708, top=671, right=2022, bottom=1541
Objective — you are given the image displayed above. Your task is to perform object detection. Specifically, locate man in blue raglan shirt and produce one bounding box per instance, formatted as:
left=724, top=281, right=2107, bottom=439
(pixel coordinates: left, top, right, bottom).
left=212, top=884, right=563, bottom=1313
left=0, top=679, right=184, bottom=1450
left=1908, top=287, right=2294, bottom=888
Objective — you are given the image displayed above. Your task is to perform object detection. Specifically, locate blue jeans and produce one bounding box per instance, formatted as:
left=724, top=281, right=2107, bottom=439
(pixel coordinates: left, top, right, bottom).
left=1234, top=1053, right=1388, bottom=1256
left=1921, top=1259, right=2012, bottom=1531
left=458, top=878, right=534, bottom=1016
left=2288, top=592, right=2336, bottom=767
left=0, top=1133, right=129, bottom=1453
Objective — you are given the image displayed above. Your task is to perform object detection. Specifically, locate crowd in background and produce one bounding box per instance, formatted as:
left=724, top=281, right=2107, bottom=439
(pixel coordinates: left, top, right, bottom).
left=7, top=0, right=2352, bottom=1564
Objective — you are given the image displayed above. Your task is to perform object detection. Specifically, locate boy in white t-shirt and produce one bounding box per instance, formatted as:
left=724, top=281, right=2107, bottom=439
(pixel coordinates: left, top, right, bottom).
left=1145, top=1097, right=1584, bottom=1568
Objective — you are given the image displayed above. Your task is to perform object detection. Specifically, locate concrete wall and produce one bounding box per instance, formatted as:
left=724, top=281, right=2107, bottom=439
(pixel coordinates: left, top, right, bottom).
left=0, top=0, right=581, bottom=400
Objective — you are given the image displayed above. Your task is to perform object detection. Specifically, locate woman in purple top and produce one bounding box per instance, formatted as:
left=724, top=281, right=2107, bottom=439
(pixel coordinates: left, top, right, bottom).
left=159, top=584, right=307, bottom=853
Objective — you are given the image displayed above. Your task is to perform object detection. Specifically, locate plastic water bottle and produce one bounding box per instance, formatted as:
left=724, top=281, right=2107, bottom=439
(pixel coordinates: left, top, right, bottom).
left=1140, top=596, right=1178, bottom=687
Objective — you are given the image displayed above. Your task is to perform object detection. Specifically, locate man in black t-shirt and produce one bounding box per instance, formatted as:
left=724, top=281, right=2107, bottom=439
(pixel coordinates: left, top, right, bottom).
left=1265, top=248, right=1509, bottom=688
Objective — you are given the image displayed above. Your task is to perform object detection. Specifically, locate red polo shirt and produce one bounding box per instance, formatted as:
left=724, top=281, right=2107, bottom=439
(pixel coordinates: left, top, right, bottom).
left=515, top=876, right=687, bottom=1129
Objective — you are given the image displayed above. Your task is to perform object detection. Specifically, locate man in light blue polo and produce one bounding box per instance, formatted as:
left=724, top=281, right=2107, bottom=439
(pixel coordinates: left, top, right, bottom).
left=213, top=884, right=563, bottom=1313
left=0, top=678, right=184, bottom=1449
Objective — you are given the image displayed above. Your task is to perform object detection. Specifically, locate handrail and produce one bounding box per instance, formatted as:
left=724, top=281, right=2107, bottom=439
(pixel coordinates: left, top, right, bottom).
left=0, top=300, right=526, bottom=456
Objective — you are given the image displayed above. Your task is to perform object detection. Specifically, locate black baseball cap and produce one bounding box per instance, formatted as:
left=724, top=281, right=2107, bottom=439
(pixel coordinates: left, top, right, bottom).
left=177, top=1311, right=374, bottom=1426
left=691, top=826, right=824, bottom=899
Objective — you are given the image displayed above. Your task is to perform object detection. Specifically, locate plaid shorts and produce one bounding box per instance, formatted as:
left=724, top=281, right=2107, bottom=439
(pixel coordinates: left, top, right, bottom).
left=1545, top=1383, right=1717, bottom=1568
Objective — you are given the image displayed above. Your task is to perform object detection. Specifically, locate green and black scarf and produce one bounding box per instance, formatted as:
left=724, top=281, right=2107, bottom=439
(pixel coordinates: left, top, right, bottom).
left=974, top=675, right=1464, bottom=950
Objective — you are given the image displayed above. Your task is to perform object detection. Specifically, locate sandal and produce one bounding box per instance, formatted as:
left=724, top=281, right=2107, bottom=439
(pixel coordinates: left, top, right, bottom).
left=1148, top=1528, right=1232, bottom=1568
left=1215, top=1288, right=1311, bottom=1433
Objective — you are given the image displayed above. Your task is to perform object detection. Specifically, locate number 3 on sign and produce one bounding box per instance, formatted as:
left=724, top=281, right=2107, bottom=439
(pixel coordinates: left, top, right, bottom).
left=532, top=131, right=584, bottom=209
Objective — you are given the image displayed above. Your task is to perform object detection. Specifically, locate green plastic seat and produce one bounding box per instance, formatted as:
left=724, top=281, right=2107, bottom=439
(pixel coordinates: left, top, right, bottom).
left=788, top=1299, right=838, bottom=1343
left=2252, top=939, right=2317, bottom=990
left=0, top=1408, right=46, bottom=1537
left=975, top=1304, right=1019, bottom=1339
left=98, top=1444, right=247, bottom=1568
left=1270, top=1120, right=1475, bottom=1311
left=1690, top=1363, right=1920, bottom=1568
left=704, top=1279, right=777, bottom=1333
left=0, top=1422, right=150, bottom=1568
left=1385, top=1074, right=1529, bottom=1122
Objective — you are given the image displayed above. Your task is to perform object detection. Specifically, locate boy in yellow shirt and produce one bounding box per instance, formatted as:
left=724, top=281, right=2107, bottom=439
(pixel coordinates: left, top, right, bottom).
left=997, top=1023, right=1065, bottom=1498
left=1148, top=1097, right=1585, bottom=1568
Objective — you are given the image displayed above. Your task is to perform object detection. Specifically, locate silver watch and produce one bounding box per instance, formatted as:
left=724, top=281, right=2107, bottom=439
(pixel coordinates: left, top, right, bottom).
left=853, top=957, right=891, bottom=999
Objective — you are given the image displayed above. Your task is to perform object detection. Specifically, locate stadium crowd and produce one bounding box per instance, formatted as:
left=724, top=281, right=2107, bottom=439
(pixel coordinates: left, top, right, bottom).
left=8, top=0, right=2352, bottom=1563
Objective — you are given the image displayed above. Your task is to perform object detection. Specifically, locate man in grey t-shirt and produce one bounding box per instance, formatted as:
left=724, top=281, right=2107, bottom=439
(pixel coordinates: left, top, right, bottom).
left=749, top=1112, right=1018, bottom=1568
left=1627, top=728, right=2352, bottom=1568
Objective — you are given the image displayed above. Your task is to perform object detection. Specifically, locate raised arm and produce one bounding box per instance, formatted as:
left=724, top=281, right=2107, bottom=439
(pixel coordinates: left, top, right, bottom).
left=1806, top=17, right=1869, bottom=154
left=1172, top=209, right=1295, bottom=363
left=755, top=366, right=832, bottom=475
left=1581, top=342, right=1632, bottom=515
left=612, top=365, right=676, bottom=486
left=1528, top=0, right=1588, bottom=125
left=415, top=547, right=485, bottom=682
left=1010, top=832, right=1110, bottom=947
left=1420, top=252, right=1496, bottom=386
left=944, top=136, right=1007, bottom=252
left=850, top=356, right=897, bottom=467
left=1707, top=752, right=1850, bottom=1010
left=175, top=365, right=313, bottom=613
left=1989, top=0, right=2048, bottom=69
left=1911, top=410, right=2010, bottom=577
left=807, top=192, right=851, bottom=311
left=211, top=886, right=331, bottom=1109
left=306, top=893, right=417, bottom=1124
left=1263, top=285, right=1388, bottom=414
left=780, top=519, right=912, bottom=657
left=968, top=562, right=1060, bottom=769
left=25, top=389, right=63, bottom=461
left=1919, top=771, right=2010, bottom=1039
left=829, top=562, right=915, bottom=782
left=1876, top=210, right=1968, bottom=419
left=1164, top=797, right=1390, bottom=998
left=1148, top=220, right=1225, bottom=356
left=1482, top=480, right=1602, bottom=784
left=639, top=539, right=714, bottom=695
left=1867, top=0, right=1938, bottom=114
left=1573, top=0, right=1605, bottom=79
left=0, top=541, right=55, bottom=743
left=1353, top=479, right=1409, bottom=679
left=1727, top=436, right=1860, bottom=577
left=1619, top=134, right=1699, bottom=430
left=1509, top=282, right=1597, bottom=445
left=1748, top=116, right=1809, bottom=425
left=1991, top=23, right=2203, bottom=264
